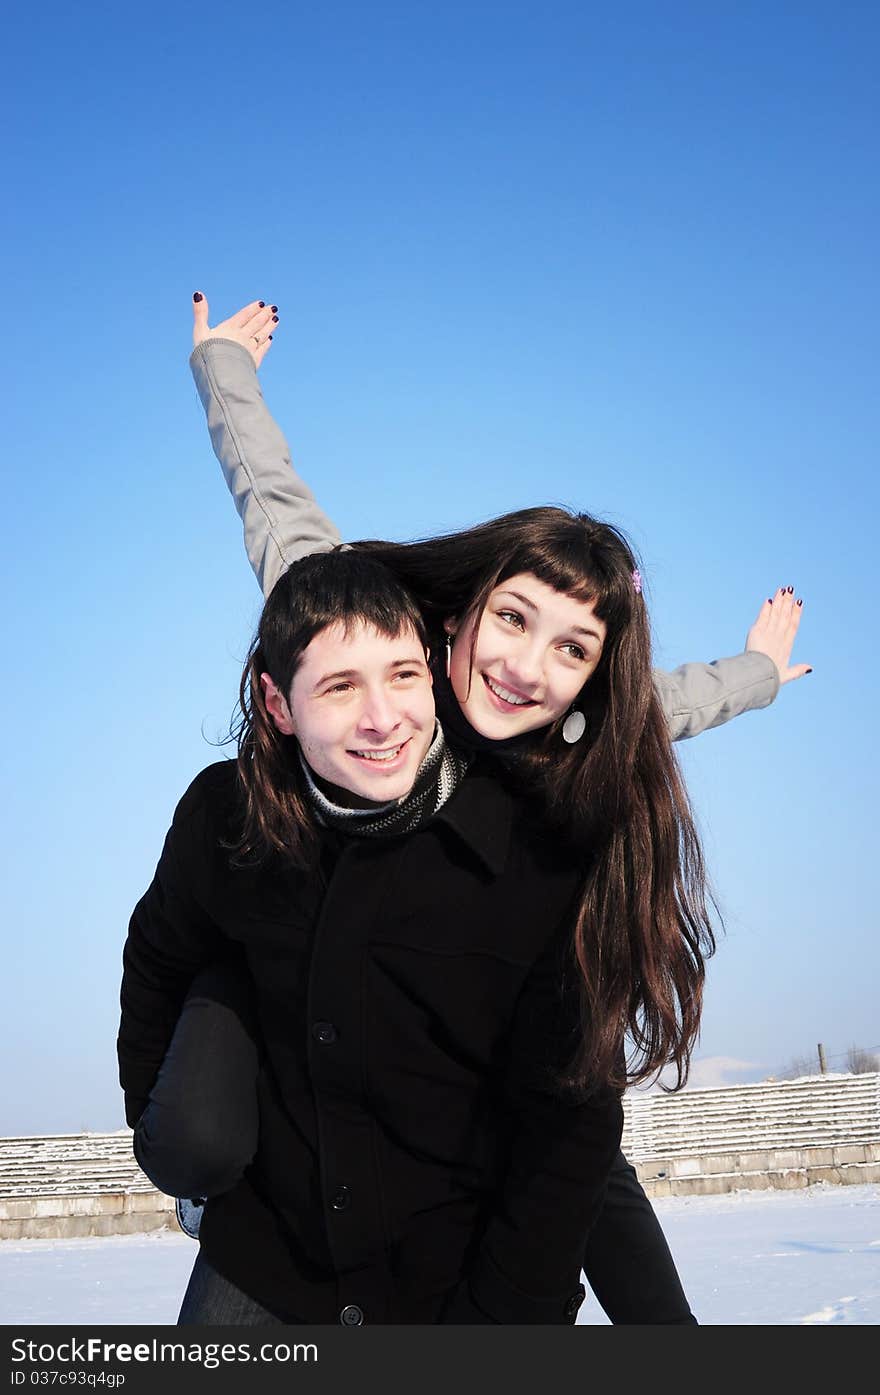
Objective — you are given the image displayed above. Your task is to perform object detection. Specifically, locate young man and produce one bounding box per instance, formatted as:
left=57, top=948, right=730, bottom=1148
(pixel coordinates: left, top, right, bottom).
left=118, top=549, right=623, bottom=1325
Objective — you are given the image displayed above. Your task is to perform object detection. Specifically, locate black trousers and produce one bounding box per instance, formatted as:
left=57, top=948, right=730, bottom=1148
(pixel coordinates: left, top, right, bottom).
left=134, top=964, right=696, bottom=1325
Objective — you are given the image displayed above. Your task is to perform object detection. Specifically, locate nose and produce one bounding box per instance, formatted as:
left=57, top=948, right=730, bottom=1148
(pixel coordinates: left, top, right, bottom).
left=503, top=640, right=544, bottom=690
left=356, top=686, right=402, bottom=739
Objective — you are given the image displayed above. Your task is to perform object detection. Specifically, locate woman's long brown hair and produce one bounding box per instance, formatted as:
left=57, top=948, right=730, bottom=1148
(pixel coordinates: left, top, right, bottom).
left=352, top=507, right=716, bottom=1091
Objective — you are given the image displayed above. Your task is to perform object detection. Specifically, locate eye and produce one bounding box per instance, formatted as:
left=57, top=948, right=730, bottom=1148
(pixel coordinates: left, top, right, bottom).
left=497, top=609, right=525, bottom=630
left=392, top=669, right=422, bottom=682
left=325, top=682, right=354, bottom=695
left=560, top=643, right=587, bottom=662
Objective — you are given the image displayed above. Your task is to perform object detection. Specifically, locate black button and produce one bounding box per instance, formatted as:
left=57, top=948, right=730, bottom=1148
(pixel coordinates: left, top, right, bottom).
left=564, top=1285, right=586, bottom=1319
left=331, top=1185, right=352, bottom=1211
left=339, top=1304, right=364, bottom=1326
left=312, top=1021, right=338, bottom=1044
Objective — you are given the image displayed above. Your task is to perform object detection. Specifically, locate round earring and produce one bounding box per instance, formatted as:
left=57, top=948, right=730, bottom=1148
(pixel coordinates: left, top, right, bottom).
left=562, top=709, right=586, bottom=744
left=445, top=633, right=453, bottom=679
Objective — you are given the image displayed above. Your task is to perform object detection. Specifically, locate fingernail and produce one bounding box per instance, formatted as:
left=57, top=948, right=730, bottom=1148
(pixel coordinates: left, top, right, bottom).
left=806, top=667, right=813, bottom=674
left=796, top=598, right=803, bottom=607
left=259, top=301, right=265, bottom=308
left=192, top=291, right=203, bottom=303
left=768, top=598, right=773, bottom=605
left=271, top=305, right=278, bottom=313
left=268, top=333, right=273, bottom=340
left=787, top=585, right=794, bottom=593
left=272, top=314, right=279, bottom=323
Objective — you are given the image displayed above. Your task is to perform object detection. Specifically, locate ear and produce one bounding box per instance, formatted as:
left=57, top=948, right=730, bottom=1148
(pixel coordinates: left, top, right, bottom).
left=260, top=672, right=296, bottom=736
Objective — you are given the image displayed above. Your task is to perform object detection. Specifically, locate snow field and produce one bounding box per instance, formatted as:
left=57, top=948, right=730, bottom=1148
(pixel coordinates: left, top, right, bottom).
left=1, top=1183, right=877, bottom=1327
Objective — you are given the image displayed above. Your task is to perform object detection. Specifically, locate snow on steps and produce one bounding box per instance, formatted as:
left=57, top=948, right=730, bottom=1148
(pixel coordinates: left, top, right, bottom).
left=0, top=1133, right=173, bottom=1239
left=622, top=1072, right=880, bottom=1197
left=1, top=1073, right=878, bottom=1237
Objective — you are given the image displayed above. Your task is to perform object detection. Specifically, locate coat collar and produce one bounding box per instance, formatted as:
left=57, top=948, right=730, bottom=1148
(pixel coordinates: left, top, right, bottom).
left=431, top=755, right=515, bottom=878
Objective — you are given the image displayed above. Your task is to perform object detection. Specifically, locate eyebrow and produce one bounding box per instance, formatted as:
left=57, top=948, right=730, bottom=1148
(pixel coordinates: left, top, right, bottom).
left=495, top=590, right=603, bottom=643
left=313, top=656, right=428, bottom=689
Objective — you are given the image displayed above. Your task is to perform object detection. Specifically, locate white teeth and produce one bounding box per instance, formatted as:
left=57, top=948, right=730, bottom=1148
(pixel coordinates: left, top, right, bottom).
left=354, top=745, right=403, bottom=762
left=485, top=676, right=531, bottom=706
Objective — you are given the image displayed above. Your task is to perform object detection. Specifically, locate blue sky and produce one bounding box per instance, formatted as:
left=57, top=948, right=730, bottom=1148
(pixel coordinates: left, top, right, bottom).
left=2, top=0, right=877, bottom=1131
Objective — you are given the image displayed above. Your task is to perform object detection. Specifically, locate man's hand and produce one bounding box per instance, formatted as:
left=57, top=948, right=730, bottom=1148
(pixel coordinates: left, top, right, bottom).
left=746, top=587, right=812, bottom=684
left=192, top=291, right=279, bottom=369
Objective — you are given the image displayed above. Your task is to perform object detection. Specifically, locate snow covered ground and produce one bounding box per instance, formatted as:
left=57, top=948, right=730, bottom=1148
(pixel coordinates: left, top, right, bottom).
left=579, top=1182, right=880, bottom=1325
left=1, top=1184, right=877, bottom=1327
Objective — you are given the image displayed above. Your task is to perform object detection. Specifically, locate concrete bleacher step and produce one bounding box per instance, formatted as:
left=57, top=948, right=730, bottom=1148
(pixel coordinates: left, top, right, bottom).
left=2, top=1074, right=878, bottom=1239
left=0, top=1133, right=175, bottom=1239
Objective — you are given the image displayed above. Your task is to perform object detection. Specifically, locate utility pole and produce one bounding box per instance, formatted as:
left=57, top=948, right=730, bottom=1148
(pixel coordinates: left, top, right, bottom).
left=817, top=1042, right=828, bottom=1074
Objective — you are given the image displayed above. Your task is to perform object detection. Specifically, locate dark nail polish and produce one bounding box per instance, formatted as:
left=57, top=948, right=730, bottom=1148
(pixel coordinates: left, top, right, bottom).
left=796, top=598, right=803, bottom=607
left=192, top=291, right=203, bottom=303
left=271, top=305, right=278, bottom=313
left=259, top=301, right=265, bottom=308
left=787, top=585, right=794, bottom=593
left=268, top=333, right=273, bottom=340
left=768, top=598, right=773, bottom=605
left=272, top=314, right=279, bottom=322
left=806, top=667, right=813, bottom=674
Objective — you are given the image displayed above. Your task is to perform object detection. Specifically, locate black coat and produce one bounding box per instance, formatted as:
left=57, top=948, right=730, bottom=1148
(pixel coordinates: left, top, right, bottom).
left=118, top=758, right=623, bottom=1324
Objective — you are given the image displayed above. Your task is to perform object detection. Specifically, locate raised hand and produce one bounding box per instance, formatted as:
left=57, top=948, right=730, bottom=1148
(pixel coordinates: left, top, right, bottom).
left=192, top=291, right=279, bottom=369
left=746, top=587, right=812, bottom=684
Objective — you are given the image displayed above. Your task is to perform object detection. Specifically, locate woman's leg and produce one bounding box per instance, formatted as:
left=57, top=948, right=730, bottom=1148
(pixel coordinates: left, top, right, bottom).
left=177, top=1252, right=281, bottom=1325
left=582, top=1151, right=697, bottom=1324
left=133, top=956, right=260, bottom=1199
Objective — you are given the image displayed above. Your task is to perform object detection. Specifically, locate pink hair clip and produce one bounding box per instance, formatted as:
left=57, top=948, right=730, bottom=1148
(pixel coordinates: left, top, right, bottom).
left=631, top=568, right=642, bottom=595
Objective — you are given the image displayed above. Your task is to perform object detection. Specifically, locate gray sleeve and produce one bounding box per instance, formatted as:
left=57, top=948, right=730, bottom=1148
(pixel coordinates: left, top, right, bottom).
left=187, top=338, right=779, bottom=743
left=189, top=338, right=343, bottom=598
left=653, top=651, right=781, bottom=742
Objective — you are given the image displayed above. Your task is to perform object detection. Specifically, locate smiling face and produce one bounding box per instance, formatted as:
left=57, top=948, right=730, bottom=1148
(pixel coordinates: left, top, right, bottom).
left=262, top=619, right=436, bottom=805
left=447, top=572, right=607, bottom=740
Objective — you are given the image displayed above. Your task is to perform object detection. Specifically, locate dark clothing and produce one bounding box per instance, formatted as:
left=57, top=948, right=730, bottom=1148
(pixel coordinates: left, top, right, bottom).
left=587, top=1158, right=696, bottom=1324
left=132, top=955, right=261, bottom=1200
left=119, top=758, right=623, bottom=1325
left=136, top=964, right=695, bottom=1325
left=178, top=1252, right=280, bottom=1326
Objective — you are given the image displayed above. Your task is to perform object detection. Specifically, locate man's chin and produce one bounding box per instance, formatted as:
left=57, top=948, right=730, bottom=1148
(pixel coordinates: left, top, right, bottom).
left=326, top=731, right=433, bottom=806
left=349, top=773, right=415, bottom=804
left=345, top=752, right=423, bottom=804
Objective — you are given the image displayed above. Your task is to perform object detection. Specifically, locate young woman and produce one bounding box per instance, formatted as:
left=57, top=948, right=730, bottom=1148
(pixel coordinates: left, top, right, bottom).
left=139, top=294, right=808, bottom=1323
left=189, top=292, right=808, bottom=742
left=120, top=549, right=630, bottom=1324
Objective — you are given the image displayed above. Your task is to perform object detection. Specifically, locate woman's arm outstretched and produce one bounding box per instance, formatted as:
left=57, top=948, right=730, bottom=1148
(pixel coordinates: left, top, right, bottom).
left=190, top=293, right=341, bottom=596
left=189, top=294, right=810, bottom=737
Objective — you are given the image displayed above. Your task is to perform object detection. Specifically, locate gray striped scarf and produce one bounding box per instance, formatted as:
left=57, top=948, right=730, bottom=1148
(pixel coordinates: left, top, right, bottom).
left=298, top=722, right=470, bottom=837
